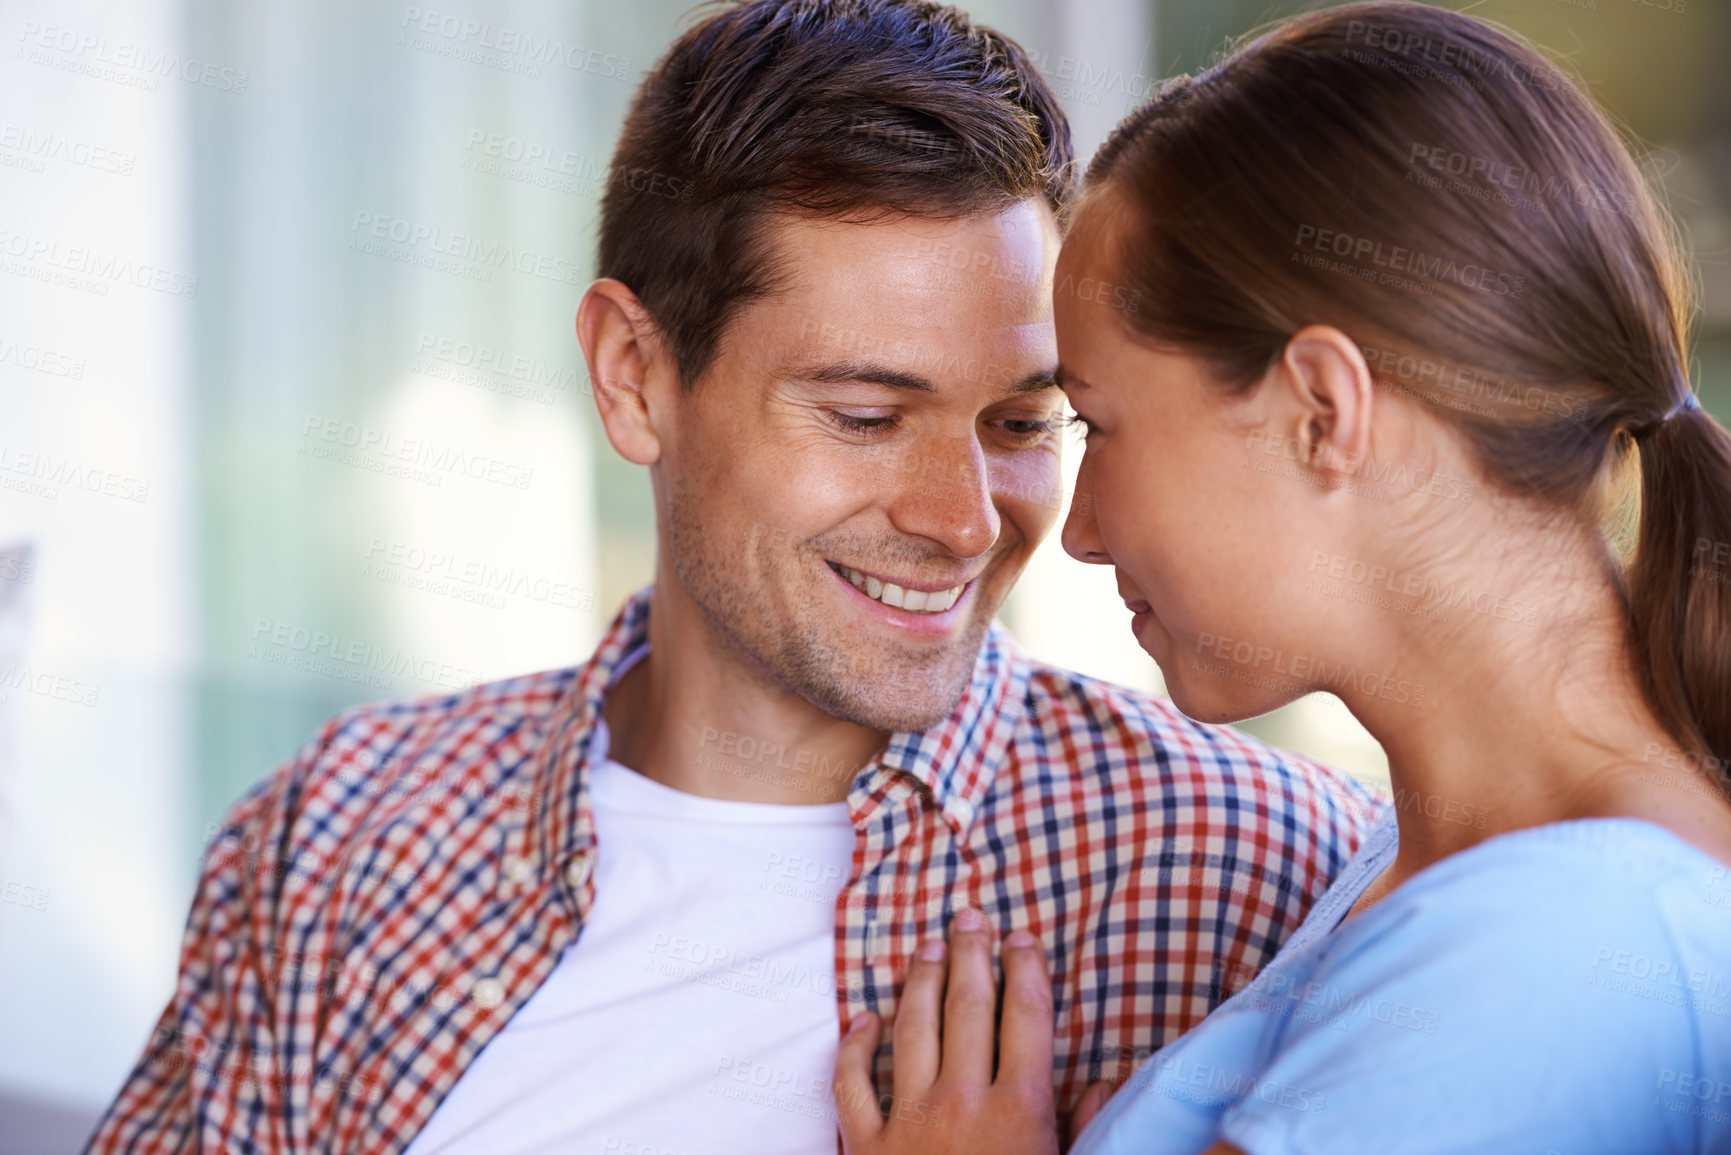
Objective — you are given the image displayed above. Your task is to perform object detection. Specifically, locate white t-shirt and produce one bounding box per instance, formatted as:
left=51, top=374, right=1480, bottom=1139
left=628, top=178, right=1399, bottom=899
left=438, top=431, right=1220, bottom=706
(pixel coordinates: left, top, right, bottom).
left=402, top=709, right=857, bottom=1155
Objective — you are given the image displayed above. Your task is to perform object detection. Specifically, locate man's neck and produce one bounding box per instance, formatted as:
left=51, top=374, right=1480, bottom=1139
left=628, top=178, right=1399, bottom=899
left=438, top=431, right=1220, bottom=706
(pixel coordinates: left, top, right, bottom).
left=599, top=581, right=891, bottom=805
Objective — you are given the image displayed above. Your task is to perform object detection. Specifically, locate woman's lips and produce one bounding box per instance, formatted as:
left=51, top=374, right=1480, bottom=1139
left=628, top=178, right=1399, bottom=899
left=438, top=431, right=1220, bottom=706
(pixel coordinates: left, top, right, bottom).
left=1123, top=596, right=1154, bottom=642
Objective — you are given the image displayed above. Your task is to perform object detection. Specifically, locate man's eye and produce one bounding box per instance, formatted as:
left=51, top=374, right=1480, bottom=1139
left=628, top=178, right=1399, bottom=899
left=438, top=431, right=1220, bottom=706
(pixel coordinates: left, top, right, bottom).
left=997, top=417, right=1058, bottom=439
left=831, top=411, right=899, bottom=435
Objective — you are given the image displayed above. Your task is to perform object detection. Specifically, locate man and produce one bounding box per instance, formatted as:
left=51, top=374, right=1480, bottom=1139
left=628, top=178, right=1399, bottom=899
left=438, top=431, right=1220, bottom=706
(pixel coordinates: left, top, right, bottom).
left=88, top=2, right=1378, bottom=1152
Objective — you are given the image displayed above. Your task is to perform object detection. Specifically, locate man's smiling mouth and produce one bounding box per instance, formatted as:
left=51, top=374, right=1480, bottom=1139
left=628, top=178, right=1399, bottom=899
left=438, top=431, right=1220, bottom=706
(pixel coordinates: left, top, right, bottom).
left=827, top=561, right=969, bottom=613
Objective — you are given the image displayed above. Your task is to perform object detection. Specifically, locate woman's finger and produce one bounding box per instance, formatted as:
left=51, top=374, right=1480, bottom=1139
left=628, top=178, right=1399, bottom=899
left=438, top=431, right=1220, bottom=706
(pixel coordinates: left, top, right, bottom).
left=994, top=928, right=1055, bottom=1096
left=833, top=1012, right=885, bottom=1153
left=891, top=938, right=947, bottom=1100
left=1064, top=1081, right=1114, bottom=1150
left=940, top=907, right=997, bottom=1090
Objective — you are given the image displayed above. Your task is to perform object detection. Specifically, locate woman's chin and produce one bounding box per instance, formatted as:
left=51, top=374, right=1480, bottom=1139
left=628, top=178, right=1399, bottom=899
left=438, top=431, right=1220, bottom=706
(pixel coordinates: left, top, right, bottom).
left=1161, top=672, right=1275, bottom=727
left=1164, top=684, right=1243, bottom=725
left=1141, top=618, right=1271, bottom=724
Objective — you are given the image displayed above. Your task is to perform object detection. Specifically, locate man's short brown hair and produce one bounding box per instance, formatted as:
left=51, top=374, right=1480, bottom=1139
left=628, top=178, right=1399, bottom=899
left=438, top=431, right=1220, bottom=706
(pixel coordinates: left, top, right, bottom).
left=598, top=0, right=1074, bottom=386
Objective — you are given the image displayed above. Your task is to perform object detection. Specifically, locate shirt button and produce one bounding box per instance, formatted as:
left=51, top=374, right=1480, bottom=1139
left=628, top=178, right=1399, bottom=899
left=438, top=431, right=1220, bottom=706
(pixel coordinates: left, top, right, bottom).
left=565, top=852, right=593, bottom=888
left=503, top=856, right=534, bottom=884
left=472, top=978, right=505, bottom=1009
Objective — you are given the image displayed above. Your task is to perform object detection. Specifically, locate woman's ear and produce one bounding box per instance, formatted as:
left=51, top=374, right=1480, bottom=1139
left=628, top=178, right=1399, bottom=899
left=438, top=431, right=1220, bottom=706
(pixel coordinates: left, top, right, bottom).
left=576, top=279, right=668, bottom=467
left=1273, top=324, right=1374, bottom=482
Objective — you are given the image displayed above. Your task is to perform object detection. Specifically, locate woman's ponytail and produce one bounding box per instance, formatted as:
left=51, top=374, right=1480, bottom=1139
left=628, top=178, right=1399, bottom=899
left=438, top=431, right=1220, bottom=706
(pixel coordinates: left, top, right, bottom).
left=1627, top=399, right=1731, bottom=787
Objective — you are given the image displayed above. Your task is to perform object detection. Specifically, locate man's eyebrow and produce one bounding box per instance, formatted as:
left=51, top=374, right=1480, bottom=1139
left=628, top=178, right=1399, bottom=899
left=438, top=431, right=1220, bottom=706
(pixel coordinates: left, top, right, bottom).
left=788, top=360, right=1059, bottom=396
left=1005, top=370, right=1060, bottom=396
left=791, top=359, right=935, bottom=392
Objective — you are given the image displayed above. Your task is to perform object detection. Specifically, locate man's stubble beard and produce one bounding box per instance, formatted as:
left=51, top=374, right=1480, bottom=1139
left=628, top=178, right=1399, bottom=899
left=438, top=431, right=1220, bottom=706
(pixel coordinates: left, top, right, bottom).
left=665, top=488, right=1000, bottom=734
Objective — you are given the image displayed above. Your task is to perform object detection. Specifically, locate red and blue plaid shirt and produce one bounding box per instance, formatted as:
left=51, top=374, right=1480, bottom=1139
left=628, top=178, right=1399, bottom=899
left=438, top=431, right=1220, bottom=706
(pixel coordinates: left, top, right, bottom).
left=89, top=587, right=1381, bottom=1153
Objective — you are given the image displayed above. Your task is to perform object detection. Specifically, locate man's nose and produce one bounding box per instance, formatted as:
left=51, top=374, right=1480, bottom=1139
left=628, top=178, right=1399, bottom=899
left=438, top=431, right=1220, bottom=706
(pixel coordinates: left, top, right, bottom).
left=1062, top=453, right=1112, bottom=565
left=886, top=435, right=1001, bottom=559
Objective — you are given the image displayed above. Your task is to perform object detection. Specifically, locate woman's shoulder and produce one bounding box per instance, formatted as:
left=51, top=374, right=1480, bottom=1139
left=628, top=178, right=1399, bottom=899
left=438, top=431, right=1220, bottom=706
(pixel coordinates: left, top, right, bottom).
left=1319, top=818, right=1731, bottom=998
left=1376, top=818, right=1731, bottom=949
left=1445, top=815, right=1728, bottom=876
left=1282, top=819, right=1731, bottom=1105
left=1213, top=820, right=1731, bottom=1154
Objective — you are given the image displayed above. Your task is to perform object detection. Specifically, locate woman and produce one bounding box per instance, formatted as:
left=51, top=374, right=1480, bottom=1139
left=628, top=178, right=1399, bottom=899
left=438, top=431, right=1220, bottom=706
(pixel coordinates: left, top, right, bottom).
left=832, top=4, right=1731, bottom=1153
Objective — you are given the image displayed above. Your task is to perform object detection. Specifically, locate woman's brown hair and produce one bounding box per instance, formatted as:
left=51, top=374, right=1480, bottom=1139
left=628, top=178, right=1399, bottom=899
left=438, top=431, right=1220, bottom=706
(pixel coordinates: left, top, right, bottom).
left=1087, top=1, right=1731, bottom=781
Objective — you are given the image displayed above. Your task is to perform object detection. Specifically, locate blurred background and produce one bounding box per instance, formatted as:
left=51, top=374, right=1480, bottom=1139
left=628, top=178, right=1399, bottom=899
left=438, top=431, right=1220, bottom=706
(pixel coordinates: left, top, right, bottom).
left=1, top=0, right=1726, bottom=1147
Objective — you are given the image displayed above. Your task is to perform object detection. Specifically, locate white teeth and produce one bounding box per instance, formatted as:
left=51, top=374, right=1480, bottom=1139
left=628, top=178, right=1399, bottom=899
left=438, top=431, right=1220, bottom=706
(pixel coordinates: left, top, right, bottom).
left=834, top=564, right=966, bottom=614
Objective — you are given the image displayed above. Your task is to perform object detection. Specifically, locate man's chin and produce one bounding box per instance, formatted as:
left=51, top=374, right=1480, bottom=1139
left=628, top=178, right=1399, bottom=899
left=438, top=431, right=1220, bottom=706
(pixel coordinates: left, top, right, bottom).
left=790, top=619, right=989, bottom=734
left=797, top=656, right=973, bottom=734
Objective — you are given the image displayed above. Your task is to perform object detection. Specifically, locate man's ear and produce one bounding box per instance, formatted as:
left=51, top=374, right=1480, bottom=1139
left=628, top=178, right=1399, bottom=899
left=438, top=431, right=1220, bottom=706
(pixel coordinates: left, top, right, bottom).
left=576, top=279, right=669, bottom=466
left=1271, top=324, right=1374, bottom=481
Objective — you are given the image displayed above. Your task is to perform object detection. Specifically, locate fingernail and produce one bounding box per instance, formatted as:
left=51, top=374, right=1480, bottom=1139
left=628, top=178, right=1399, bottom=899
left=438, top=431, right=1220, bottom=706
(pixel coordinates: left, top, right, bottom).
left=918, top=939, right=946, bottom=962
left=1006, top=929, right=1036, bottom=949
left=955, top=907, right=984, bottom=931
left=847, top=1013, right=873, bottom=1034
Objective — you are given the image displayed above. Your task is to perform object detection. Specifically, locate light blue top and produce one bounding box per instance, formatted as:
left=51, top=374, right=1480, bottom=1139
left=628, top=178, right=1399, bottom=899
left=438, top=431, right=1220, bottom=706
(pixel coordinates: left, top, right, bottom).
left=1070, top=809, right=1731, bottom=1155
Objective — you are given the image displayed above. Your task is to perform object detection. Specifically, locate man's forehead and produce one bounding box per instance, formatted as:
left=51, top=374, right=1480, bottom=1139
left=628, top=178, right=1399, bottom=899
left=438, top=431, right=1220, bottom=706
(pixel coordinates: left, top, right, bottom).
left=767, top=201, right=1057, bottom=302
left=713, top=204, right=1058, bottom=393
